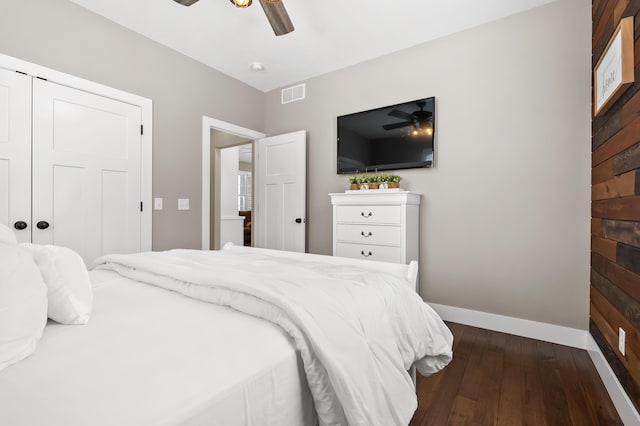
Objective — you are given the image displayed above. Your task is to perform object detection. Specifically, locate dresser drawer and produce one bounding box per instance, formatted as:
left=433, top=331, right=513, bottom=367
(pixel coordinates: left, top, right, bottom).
left=335, top=205, right=401, bottom=224
left=335, top=224, right=400, bottom=246
left=335, top=243, right=402, bottom=263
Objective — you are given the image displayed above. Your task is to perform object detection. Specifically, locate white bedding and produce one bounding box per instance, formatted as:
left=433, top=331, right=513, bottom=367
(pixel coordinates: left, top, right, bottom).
left=0, top=270, right=316, bottom=426
left=95, top=248, right=453, bottom=426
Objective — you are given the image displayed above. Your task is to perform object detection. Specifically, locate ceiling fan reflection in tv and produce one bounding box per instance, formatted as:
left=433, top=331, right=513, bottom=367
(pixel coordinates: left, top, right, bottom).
left=383, top=101, right=433, bottom=137
left=173, top=0, right=294, bottom=36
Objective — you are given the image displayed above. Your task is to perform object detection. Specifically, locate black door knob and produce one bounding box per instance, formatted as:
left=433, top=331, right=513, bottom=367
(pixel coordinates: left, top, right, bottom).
left=14, top=221, right=27, bottom=230
left=36, top=221, right=50, bottom=230
left=295, top=218, right=302, bottom=224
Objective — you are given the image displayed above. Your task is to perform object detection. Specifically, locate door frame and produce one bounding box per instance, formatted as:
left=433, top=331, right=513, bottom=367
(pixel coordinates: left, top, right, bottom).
left=201, top=116, right=265, bottom=250
left=0, top=52, right=153, bottom=251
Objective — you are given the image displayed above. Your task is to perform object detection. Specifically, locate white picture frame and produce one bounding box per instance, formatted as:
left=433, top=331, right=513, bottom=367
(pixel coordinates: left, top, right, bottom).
left=594, top=16, right=635, bottom=117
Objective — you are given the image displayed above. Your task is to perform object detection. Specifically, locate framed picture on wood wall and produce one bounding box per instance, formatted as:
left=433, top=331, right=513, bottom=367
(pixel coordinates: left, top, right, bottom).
left=594, top=16, right=635, bottom=117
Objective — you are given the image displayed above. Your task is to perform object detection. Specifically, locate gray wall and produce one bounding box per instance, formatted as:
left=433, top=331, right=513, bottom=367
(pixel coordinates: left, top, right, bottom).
left=264, top=0, right=592, bottom=329
left=0, top=0, right=264, bottom=251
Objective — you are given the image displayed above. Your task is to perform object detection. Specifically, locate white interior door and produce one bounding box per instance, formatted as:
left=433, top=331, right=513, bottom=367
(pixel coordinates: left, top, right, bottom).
left=255, top=130, right=306, bottom=252
left=32, top=79, right=142, bottom=264
left=0, top=69, right=32, bottom=243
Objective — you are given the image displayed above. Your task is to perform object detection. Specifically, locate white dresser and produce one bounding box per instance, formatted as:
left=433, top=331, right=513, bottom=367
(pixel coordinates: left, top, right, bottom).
left=329, top=191, right=421, bottom=264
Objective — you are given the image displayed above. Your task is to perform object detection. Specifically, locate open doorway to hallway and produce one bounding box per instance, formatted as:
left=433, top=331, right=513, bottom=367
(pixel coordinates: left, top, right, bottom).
left=201, top=116, right=265, bottom=251
left=218, top=142, right=253, bottom=248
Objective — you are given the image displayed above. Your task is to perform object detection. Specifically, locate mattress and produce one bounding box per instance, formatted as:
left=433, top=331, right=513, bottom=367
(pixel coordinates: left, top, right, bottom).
left=0, top=270, right=316, bottom=426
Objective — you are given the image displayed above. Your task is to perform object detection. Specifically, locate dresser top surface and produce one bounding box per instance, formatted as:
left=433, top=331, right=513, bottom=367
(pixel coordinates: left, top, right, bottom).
left=329, top=190, right=421, bottom=205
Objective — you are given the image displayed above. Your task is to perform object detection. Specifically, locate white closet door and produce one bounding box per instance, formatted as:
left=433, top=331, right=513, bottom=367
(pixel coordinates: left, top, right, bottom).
left=32, top=79, right=142, bottom=265
left=0, top=69, right=32, bottom=243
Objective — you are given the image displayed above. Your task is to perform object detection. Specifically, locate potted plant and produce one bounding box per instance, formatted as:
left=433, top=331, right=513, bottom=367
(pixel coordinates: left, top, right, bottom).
left=378, top=172, right=389, bottom=189
left=368, top=173, right=380, bottom=190
left=359, top=173, right=370, bottom=190
left=349, top=175, right=360, bottom=190
left=387, top=174, right=402, bottom=188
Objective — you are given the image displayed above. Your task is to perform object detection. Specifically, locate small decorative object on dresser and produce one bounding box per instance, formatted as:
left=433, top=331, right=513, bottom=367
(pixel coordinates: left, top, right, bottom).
left=330, top=190, right=421, bottom=265
left=346, top=172, right=403, bottom=191
left=348, top=175, right=360, bottom=190
left=387, top=174, right=402, bottom=188
left=368, top=174, right=380, bottom=190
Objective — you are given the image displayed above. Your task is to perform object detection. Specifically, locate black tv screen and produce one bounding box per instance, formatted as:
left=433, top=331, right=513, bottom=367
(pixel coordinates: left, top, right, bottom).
left=337, top=97, right=435, bottom=174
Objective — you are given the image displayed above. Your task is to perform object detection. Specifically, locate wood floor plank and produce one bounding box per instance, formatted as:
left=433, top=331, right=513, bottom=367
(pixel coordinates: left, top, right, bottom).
left=471, top=331, right=504, bottom=424
left=521, top=338, right=548, bottom=426
left=495, top=334, right=524, bottom=426
left=536, top=341, right=573, bottom=425
left=458, top=327, right=491, bottom=401
left=410, top=322, right=622, bottom=426
left=446, top=395, right=477, bottom=425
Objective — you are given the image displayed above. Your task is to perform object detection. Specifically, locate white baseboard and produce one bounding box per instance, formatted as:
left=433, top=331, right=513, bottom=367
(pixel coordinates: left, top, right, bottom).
left=428, top=303, right=590, bottom=349
left=427, top=303, right=640, bottom=425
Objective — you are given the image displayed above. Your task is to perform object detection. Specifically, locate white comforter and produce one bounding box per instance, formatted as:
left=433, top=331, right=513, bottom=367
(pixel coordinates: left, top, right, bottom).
left=94, top=249, right=453, bottom=426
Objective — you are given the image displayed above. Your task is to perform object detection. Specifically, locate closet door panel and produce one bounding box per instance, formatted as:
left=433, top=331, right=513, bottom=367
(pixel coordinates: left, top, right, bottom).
left=32, top=79, right=142, bottom=264
left=50, top=165, right=94, bottom=256
left=0, top=69, right=31, bottom=242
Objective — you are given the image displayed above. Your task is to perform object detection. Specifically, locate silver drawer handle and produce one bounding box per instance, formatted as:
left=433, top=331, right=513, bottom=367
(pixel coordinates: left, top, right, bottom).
left=361, top=212, right=373, bottom=218
left=360, top=250, right=372, bottom=257
left=361, top=231, right=372, bottom=237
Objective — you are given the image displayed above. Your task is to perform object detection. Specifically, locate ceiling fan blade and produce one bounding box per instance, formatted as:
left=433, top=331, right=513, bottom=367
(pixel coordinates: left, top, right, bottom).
left=388, top=109, right=414, bottom=121
left=258, top=0, right=294, bottom=36
left=173, top=0, right=200, bottom=6
left=383, top=121, right=413, bottom=131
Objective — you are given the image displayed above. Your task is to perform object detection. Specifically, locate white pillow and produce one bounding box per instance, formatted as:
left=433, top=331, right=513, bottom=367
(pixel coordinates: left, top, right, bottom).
left=0, top=243, right=48, bottom=372
left=20, top=244, right=93, bottom=325
left=0, top=223, right=17, bottom=245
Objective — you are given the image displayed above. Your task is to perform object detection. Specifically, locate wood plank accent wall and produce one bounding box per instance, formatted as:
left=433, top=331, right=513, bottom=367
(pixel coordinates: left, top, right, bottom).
left=592, top=0, right=640, bottom=414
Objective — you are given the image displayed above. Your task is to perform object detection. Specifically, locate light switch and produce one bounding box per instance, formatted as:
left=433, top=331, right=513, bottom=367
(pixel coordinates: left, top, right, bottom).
left=178, top=198, right=190, bottom=211
left=154, top=198, right=163, bottom=210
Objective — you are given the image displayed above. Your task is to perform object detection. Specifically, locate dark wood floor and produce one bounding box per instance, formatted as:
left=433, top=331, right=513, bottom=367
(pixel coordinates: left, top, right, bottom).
left=409, top=322, right=622, bottom=425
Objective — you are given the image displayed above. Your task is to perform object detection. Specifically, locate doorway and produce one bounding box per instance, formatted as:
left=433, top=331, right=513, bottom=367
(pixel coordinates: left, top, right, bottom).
left=217, top=142, right=253, bottom=248
left=201, top=116, right=265, bottom=250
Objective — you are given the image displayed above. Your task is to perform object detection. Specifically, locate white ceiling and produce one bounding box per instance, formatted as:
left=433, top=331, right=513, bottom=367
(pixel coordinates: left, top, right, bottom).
left=70, top=0, right=555, bottom=92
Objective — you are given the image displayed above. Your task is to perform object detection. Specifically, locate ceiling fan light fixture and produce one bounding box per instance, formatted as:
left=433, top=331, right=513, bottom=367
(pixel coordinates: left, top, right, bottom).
left=230, top=0, right=252, bottom=8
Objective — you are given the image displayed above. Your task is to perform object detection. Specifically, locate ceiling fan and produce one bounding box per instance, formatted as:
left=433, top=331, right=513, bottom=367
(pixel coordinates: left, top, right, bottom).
left=382, top=101, right=433, bottom=134
left=173, top=0, right=294, bottom=36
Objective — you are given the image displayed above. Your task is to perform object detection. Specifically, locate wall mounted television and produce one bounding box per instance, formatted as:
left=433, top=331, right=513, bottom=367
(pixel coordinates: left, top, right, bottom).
left=337, top=97, right=435, bottom=174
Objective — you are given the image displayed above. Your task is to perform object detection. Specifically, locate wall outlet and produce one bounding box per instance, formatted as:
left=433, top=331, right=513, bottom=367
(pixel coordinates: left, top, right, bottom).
left=619, top=327, right=626, bottom=356
left=154, top=198, right=163, bottom=210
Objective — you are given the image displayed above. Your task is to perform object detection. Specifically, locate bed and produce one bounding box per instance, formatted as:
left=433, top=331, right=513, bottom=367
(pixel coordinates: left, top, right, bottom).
left=0, top=242, right=453, bottom=426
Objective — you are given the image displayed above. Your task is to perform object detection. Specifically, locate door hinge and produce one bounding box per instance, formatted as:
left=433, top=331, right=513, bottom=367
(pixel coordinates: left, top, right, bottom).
left=140, top=125, right=144, bottom=135
left=140, top=201, right=143, bottom=212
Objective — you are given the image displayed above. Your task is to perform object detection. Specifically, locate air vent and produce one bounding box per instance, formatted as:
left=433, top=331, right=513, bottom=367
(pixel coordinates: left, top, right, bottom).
left=281, top=83, right=306, bottom=104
